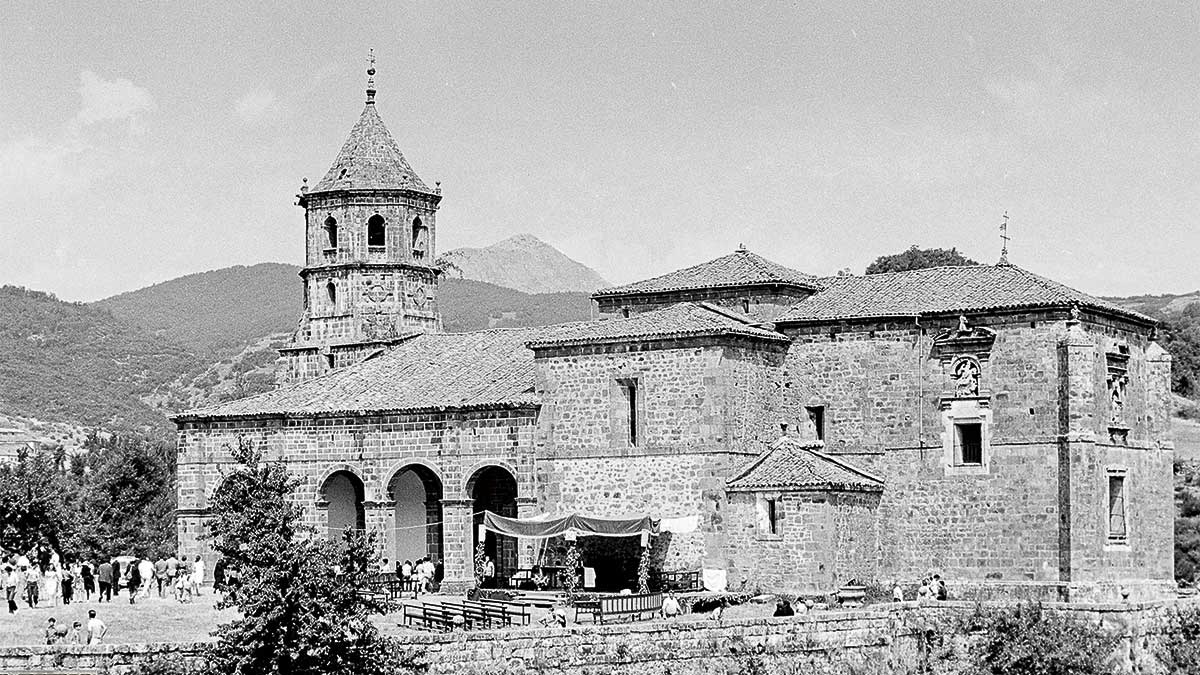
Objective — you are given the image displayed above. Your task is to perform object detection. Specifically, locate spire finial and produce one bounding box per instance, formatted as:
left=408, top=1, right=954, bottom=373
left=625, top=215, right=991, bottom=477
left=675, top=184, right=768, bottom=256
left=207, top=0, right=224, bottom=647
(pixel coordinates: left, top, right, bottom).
left=365, top=49, right=377, bottom=104
left=998, top=211, right=1011, bottom=265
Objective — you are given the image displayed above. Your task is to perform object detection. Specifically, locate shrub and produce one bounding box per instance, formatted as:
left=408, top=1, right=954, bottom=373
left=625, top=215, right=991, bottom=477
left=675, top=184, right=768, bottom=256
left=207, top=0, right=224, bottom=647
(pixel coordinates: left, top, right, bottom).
left=1157, top=604, right=1200, bottom=674
left=961, top=603, right=1119, bottom=675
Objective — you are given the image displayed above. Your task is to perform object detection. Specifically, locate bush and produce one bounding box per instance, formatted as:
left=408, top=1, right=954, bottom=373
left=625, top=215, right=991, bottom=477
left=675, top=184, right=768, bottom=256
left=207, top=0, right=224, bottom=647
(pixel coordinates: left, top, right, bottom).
left=961, top=603, right=1119, bottom=675
left=1157, top=604, right=1200, bottom=674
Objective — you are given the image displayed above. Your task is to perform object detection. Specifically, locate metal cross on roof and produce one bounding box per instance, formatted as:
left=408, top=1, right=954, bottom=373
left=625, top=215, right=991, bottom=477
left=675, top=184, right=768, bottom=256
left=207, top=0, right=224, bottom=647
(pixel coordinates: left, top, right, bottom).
left=365, top=48, right=377, bottom=103
left=999, top=211, right=1011, bottom=265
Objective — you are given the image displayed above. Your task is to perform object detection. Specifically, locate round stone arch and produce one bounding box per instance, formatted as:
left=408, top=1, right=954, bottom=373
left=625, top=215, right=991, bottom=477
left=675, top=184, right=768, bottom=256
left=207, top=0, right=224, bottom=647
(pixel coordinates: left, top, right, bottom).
left=461, top=459, right=522, bottom=499
left=383, top=460, right=445, bottom=565
left=315, top=462, right=373, bottom=503
left=317, top=464, right=367, bottom=539
left=465, top=462, right=520, bottom=580
left=380, top=458, right=444, bottom=498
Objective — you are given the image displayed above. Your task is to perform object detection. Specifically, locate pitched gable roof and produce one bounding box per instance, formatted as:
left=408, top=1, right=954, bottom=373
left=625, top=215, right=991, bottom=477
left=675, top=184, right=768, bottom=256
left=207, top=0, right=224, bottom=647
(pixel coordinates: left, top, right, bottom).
left=176, top=327, right=545, bottom=421
left=311, top=103, right=429, bottom=193
left=593, top=248, right=820, bottom=298
left=727, top=438, right=884, bottom=492
left=527, top=302, right=788, bottom=349
left=777, top=264, right=1154, bottom=325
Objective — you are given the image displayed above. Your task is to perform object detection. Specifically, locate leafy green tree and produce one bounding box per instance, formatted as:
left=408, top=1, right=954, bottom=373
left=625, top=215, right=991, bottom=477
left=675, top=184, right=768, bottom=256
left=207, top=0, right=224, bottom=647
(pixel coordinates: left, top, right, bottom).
left=206, top=440, right=410, bottom=675
left=865, top=245, right=979, bottom=274
left=71, top=433, right=177, bottom=559
left=0, top=445, right=77, bottom=556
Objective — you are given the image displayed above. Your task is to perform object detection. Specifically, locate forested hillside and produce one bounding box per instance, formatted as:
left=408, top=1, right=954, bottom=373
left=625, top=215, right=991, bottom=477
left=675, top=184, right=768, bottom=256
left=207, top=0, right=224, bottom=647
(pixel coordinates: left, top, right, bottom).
left=95, top=262, right=298, bottom=358
left=0, top=286, right=195, bottom=436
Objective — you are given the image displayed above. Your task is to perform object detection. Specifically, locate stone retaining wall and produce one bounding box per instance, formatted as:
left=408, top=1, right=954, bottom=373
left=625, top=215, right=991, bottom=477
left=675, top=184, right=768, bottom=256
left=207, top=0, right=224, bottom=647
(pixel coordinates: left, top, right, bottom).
left=1, top=599, right=1196, bottom=674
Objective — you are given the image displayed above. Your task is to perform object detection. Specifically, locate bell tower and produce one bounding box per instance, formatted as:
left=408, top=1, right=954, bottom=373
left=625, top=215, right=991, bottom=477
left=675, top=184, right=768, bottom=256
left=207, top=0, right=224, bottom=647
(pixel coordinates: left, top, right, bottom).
left=280, top=53, right=443, bottom=383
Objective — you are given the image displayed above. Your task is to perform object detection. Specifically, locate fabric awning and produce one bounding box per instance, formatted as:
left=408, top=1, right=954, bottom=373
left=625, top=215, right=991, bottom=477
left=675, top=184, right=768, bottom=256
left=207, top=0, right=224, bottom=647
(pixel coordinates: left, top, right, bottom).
left=481, top=511, right=660, bottom=540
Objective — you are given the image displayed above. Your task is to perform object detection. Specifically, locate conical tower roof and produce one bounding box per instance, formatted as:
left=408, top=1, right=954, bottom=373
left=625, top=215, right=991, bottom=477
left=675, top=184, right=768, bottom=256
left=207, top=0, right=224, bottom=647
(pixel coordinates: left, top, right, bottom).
left=311, top=60, right=429, bottom=193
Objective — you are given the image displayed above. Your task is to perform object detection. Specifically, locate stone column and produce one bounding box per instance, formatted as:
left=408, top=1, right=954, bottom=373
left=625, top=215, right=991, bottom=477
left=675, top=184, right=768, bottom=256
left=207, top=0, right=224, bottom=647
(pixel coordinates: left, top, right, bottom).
left=440, top=497, right=474, bottom=592
left=1057, top=317, right=1097, bottom=597
left=516, top=496, right=540, bottom=569
left=363, top=500, right=394, bottom=560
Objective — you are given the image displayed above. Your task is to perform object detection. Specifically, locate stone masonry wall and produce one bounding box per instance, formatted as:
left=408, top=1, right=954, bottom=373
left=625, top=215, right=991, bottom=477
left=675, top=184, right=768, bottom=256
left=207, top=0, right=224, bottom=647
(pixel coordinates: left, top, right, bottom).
left=533, top=339, right=786, bottom=571
left=778, top=310, right=1173, bottom=600
left=6, top=600, right=1197, bottom=674
left=725, top=491, right=881, bottom=594
left=176, top=407, right=538, bottom=588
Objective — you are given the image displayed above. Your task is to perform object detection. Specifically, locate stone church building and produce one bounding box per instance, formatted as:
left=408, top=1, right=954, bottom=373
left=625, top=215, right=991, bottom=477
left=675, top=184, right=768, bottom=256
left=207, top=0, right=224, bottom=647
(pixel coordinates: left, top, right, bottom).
left=175, top=68, right=1175, bottom=603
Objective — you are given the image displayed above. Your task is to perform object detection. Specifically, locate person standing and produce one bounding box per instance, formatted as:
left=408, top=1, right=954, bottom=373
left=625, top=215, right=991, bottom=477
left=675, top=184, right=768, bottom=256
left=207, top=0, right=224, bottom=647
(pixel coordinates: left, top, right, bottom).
left=892, top=580, right=904, bottom=603
left=43, top=565, right=61, bottom=607
left=165, top=554, right=179, bottom=591
left=96, top=560, right=112, bottom=603
left=86, top=609, right=107, bottom=645
left=212, top=558, right=226, bottom=595
left=110, top=560, right=121, bottom=599
left=80, top=561, right=94, bottom=601
left=153, top=557, right=168, bottom=597
left=191, top=556, right=205, bottom=596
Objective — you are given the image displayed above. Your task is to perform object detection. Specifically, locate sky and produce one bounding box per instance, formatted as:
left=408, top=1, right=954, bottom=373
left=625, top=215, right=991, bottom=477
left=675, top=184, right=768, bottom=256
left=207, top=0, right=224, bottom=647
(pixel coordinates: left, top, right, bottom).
left=1, top=2, right=1198, bottom=302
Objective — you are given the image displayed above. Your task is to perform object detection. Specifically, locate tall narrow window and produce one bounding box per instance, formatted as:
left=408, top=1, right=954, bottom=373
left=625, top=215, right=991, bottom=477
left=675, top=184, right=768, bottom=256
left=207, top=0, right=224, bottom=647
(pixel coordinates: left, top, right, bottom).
left=1108, top=474, right=1127, bottom=542
left=411, top=217, right=426, bottom=259
left=325, top=353, right=336, bottom=370
left=326, top=281, right=337, bottom=308
left=955, top=422, right=982, bottom=465
left=618, top=378, right=639, bottom=446
left=757, top=495, right=782, bottom=536
left=805, top=405, right=826, bottom=441
left=367, top=214, right=386, bottom=248
left=766, top=498, right=779, bottom=535
left=324, top=216, right=338, bottom=249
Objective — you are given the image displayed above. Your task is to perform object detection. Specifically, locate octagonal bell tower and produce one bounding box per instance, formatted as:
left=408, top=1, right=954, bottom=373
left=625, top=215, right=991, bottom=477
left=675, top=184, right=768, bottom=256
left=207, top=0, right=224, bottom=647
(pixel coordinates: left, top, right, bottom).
left=280, top=54, right=443, bottom=383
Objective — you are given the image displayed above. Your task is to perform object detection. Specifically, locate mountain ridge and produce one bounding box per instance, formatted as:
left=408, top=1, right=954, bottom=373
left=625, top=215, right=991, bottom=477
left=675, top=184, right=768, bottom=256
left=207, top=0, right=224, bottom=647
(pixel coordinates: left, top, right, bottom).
left=437, top=234, right=609, bottom=294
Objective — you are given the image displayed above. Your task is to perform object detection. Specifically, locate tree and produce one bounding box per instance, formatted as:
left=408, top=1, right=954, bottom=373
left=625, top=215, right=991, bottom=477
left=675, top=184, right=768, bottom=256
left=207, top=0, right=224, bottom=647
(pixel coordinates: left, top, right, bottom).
left=0, top=445, right=77, bottom=556
left=206, top=439, right=411, bottom=675
left=71, top=433, right=177, bottom=560
left=865, top=245, right=979, bottom=274
left=964, top=603, right=1119, bottom=675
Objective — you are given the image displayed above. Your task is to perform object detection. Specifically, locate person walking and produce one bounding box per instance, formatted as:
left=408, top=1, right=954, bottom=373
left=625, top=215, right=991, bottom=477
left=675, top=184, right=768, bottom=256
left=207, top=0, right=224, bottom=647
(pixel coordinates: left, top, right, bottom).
left=96, top=560, right=112, bottom=603
left=4, top=565, right=18, bottom=613
left=60, top=564, right=74, bottom=605
left=23, top=565, right=40, bottom=608
left=86, top=609, right=107, bottom=645
left=43, top=565, right=61, bottom=607
left=138, top=558, right=154, bottom=599
left=110, top=560, right=121, bottom=599
left=126, top=559, right=141, bottom=604
left=80, top=561, right=94, bottom=601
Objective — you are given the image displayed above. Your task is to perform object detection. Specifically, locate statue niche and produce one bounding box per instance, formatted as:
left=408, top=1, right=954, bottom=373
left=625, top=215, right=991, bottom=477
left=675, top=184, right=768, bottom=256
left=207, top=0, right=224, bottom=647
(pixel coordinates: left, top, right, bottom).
left=951, top=356, right=981, bottom=398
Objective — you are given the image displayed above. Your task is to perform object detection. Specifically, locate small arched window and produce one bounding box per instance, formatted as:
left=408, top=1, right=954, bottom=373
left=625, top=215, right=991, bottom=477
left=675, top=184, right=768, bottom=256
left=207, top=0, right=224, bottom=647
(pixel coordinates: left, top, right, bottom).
left=324, top=216, right=338, bottom=249
left=367, top=214, right=386, bottom=248
left=326, top=281, right=337, bottom=308
left=411, top=216, right=427, bottom=259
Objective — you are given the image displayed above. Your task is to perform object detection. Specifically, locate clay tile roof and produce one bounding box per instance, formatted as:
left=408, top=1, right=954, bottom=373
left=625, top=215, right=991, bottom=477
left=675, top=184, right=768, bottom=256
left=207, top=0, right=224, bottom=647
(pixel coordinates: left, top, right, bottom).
left=311, top=104, right=429, bottom=193
left=727, top=438, right=884, bottom=492
left=175, top=328, right=547, bottom=421
left=593, top=248, right=820, bottom=298
left=526, top=302, right=789, bottom=349
left=777, top=264, right=1154, bottom=324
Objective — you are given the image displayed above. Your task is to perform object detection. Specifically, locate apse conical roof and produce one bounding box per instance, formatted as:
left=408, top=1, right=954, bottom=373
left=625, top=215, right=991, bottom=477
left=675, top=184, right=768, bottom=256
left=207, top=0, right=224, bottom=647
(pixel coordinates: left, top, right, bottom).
left=312, top=103, right=429, bottom=193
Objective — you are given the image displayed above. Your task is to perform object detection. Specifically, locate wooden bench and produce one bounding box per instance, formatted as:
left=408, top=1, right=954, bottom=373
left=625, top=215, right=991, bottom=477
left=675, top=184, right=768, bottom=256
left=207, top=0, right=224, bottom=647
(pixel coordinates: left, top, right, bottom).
left=402, top=603, right=461, bottom=632
left=650, top=570, right=703, bottom=592
left=575, top=593, right=662, bottom=624
left=440, top=600, right=500, bottom=629
left=477, top=597, right=532, bottom=625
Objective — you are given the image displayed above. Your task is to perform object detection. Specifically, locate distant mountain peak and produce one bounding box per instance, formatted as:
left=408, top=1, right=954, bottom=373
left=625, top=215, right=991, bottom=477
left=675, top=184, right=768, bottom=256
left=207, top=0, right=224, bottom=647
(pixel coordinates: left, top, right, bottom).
left=437, top=234, right=609, bottom=294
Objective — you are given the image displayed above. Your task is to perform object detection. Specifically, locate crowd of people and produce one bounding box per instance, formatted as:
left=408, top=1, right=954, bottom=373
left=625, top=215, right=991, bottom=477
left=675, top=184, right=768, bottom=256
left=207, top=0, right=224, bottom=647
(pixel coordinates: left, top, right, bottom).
left=1, top=547, right=212, bottom=613
left=388, top=556, right=443, bottom=597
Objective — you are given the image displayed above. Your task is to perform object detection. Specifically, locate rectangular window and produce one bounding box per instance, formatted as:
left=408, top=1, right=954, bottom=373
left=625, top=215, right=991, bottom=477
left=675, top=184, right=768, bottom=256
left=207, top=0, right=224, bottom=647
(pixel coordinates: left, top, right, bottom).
left=766, top=498, right=780, bottom=535
left=758, top=495, right=781, bottom=536
left=955, top=423, right=983, bottom=465
left=617, top=379, right=639, bottom=446
left=806, top=406, right=826, bottom=441
left=1108, top=474, right=1127, bottom=542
